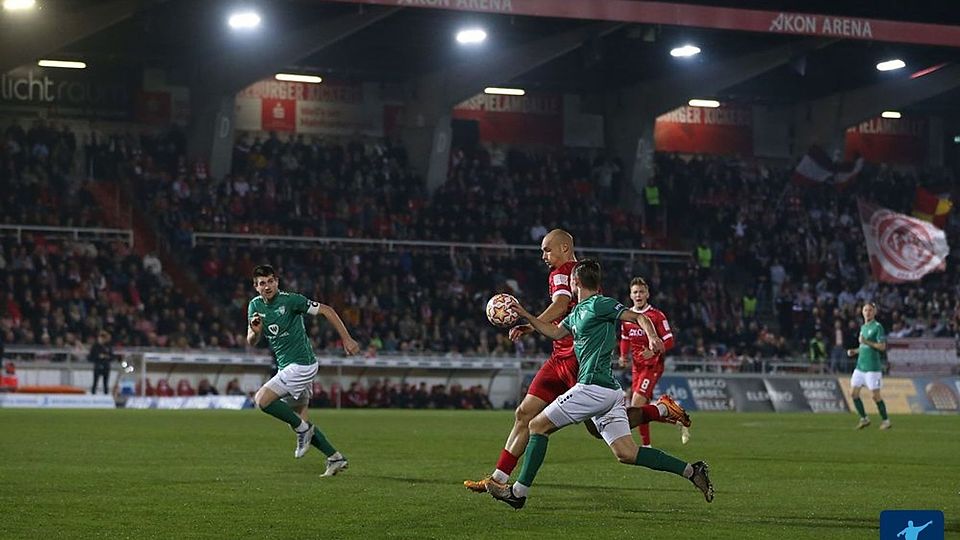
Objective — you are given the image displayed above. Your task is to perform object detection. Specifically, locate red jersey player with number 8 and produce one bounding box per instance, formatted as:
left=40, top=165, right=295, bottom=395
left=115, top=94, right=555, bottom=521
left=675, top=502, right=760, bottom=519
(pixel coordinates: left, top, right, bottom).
left=619, top=276, right=689, bottom=446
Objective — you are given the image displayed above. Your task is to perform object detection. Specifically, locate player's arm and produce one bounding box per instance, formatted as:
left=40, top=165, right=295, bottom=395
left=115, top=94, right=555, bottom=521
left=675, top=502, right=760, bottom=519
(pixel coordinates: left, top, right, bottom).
left=307, top=300, right=360, bottom=355
left=619, top=324, right=631, bottom=368
left=246, top=309, right=263, bottom=346
left=508, top=295, right=571, bottom=341
left=659, top=316, right=676, bottom=352
left=619, top=311, right=664, bottom=353
left=514, top=303, right=570, bottom=341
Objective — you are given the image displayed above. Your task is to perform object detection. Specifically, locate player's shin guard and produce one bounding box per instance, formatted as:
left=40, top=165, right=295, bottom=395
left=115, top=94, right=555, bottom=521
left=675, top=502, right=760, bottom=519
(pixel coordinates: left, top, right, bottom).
left=876, top=400, right=888, bottom=420
left=852, top=398, right=867, bottom=418
left=261, top=399, right=304, bottom=429
left=634, top=446, right=687, bottom=476
left=311, top=429, right=337, bottom=457
left=516, top=434, right=549, bottom=488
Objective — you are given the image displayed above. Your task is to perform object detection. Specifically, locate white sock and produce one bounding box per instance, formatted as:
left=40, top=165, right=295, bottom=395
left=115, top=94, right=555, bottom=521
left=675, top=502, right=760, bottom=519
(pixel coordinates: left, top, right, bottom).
left=657, top=403, right=668, bottom=416
left=492, top=469, right=509, bottom=483
left=295, top=420, right=310, bottom=432
left=683, top=464, right=694, bottom=478
left=512, top=483, right=529, bottom=497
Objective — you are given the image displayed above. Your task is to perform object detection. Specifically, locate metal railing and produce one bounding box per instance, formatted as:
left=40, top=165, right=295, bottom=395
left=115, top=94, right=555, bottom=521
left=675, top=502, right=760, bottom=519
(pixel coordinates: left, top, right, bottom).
left=191, top=232, right=693, bottom=263
left=0, top=224, right=134, bottom=245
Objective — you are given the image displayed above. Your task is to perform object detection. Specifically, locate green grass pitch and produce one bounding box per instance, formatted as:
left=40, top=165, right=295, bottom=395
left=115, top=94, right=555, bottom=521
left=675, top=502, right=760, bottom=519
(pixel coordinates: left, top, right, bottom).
left=1, top=409, right=957, bottom=539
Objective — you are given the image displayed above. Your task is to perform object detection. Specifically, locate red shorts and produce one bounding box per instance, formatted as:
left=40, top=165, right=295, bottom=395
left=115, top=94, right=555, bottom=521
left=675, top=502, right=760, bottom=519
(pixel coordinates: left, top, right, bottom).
left=631, top=363, right=664, bottom=399
left=527, top=353, right=578, bottom=403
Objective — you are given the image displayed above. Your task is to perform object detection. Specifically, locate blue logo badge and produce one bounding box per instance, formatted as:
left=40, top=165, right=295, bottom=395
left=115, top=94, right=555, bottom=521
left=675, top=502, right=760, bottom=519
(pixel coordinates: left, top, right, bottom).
left=880, top=510, right=944, bottom=540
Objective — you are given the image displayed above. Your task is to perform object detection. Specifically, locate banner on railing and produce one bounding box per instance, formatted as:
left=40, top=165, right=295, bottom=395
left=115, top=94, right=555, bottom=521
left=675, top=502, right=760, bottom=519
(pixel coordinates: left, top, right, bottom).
left=123, top=396, right=252, bottom=410
left=0, top=394, right=116, bottom=409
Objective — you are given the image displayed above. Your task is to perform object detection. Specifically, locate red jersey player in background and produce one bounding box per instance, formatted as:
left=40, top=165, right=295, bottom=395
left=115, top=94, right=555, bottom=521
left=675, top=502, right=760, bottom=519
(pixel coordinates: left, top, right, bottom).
left=619, top=276, right=689, bottom=446
left=464, top=229, right=582, bottom=493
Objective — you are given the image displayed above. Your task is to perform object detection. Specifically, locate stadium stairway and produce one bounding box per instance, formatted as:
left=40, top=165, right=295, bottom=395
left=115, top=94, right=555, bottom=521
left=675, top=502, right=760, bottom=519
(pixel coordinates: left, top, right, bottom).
left=85, top=179, right=210, bottom=309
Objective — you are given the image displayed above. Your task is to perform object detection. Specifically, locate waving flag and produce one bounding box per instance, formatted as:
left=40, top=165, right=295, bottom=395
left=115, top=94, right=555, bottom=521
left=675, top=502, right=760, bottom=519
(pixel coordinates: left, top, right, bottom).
left=859, top=200, right=949, bottom=283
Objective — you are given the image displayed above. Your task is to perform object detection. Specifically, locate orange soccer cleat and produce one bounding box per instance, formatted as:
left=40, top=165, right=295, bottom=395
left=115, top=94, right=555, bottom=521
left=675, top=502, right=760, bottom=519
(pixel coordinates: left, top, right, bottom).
left=463, top=476, right=493, bottom=493
left=656, top=394, right=692, bottom=428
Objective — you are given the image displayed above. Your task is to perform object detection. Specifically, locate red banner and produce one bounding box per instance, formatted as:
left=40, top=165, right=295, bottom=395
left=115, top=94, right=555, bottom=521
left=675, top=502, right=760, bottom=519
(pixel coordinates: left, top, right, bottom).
left=323, top=0, right=960, bottom=47
left=844, top=116, right=928, bottom=165
left=261, top=98, right=296, bottom=132
left=452, top=92, right=562, bottom=145
left=858, top=200, right=949, bottom=283
left=654, top=105, right=752, bottom=156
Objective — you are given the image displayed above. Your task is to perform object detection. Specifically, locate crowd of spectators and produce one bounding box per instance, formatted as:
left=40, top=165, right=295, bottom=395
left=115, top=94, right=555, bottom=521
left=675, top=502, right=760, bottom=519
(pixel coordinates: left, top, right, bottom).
left=2, top=119, right=959, bottom=374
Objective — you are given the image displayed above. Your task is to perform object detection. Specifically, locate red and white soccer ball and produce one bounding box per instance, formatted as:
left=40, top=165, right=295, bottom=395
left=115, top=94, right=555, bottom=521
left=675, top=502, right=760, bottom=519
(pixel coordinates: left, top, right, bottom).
left=485, top=293, right=520, bottom=328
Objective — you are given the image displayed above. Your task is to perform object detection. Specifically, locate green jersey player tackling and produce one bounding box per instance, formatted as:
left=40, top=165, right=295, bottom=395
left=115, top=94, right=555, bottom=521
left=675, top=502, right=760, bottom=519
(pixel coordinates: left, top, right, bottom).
left=247, top=264, right=360, bottom=476
left=486, top=260, right=713, bottom=509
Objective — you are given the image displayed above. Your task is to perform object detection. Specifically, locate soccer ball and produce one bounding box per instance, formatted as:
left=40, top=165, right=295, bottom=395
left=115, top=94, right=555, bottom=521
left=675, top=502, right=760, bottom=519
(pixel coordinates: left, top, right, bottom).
left=485, top=293, right=520, bottom=328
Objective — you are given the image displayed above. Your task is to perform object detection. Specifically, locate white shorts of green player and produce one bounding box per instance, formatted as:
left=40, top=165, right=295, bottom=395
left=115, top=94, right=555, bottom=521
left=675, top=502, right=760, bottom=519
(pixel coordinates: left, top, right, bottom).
left=850, top=369, right=882, bottom=391
left=544, top=383, right=631, bottom=444
left=264, top=363, right=318, bottom=408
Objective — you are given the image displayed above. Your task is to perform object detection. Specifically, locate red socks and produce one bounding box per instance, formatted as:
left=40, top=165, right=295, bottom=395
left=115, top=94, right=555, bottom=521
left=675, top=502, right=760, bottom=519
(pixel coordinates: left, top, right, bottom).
left=638, top=423, right=651, bottom=446
left=496, top=449, right=519, bottom=475
left=640, top=404, right=662, bottom=422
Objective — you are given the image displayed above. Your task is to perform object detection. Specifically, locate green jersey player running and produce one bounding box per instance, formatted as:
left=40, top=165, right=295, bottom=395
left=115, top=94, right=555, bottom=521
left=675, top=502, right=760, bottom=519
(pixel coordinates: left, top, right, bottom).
left=247, top=264, right=360, bottom=476
left=846, top=302, right=890, bottom=430
left=485, top=260, right=714, bottom=509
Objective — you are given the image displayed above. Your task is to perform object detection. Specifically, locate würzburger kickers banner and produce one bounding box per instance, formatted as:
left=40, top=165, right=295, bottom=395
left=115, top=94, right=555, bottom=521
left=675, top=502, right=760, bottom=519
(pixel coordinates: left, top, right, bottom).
left=858, top=200, right=949, bottom=283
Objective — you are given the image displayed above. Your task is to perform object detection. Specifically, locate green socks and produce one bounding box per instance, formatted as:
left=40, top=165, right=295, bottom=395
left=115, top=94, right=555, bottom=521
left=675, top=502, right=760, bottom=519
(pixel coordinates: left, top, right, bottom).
left=311, top=430, right=338, bottom=457
left=634, top=446, right=688, bottom=476
left=517, top=433, right=549, bottom=488
left=261, top=399, right=303, bottom=429
left=877, top=400, right=888, bottom=420
left=853, top=398, right=867, bottom=418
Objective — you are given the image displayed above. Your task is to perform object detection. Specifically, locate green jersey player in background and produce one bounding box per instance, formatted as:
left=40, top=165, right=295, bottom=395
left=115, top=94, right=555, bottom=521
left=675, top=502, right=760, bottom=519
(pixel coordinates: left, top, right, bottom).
left=846, top=302, right=890, bottom=430
left=247, top=264, right=360, bottom=476
left=485, top=260, right=713, bottom=509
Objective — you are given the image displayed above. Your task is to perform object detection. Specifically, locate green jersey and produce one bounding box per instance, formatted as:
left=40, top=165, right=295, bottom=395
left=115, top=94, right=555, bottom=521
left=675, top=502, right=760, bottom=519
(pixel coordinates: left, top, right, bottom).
left=856, top=320, right=885, bottom=372
left=248, top=291, right=317, bottom=369
left=560, top=294, right=627, bottom=390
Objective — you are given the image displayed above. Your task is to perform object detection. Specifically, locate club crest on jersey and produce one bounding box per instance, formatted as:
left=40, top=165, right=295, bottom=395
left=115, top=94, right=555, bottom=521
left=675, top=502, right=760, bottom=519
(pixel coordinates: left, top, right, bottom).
left=276, top=305, right=286, bottom=315
left=268, top=324, right=279, bottom=336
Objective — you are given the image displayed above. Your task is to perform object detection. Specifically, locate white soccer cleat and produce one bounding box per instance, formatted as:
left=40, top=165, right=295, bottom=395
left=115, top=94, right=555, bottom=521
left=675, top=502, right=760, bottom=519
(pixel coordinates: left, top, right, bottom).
left=321, top=456, right=349, bottom=477
left=680, top=425, right=691, bottom=445
left=855, top=417, right=871, bottom=430
left=294, top=424, right=314, bottom=458
left=879, top=419, right=892, bottom=430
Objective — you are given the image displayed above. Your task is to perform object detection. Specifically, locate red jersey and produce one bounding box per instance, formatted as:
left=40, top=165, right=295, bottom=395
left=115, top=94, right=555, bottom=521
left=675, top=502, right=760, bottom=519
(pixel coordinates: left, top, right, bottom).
left=548, top=260, right=578, bottom=358
left=619, top=305, right=674, bottom=366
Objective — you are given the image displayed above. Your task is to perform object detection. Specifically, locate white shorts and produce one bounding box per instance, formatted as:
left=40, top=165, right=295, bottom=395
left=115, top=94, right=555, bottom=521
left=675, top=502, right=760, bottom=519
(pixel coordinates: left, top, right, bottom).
left=850, top=369, right=882, bottom=391
left=544, top=383, right=631, bottom=446
left=263, top=363, right=318, bottom=407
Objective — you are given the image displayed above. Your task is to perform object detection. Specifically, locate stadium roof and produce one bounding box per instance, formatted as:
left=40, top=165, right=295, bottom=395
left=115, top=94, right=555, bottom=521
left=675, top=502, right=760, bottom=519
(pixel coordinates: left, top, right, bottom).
left=5, top=0, right=959, bottom=114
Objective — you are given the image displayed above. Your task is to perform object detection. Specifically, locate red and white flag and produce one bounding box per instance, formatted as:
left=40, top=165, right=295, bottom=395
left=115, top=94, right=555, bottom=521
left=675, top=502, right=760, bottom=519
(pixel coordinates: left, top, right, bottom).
left=793, top=146, right=863, bottom=187
left=858, top=200, right=950, bottom=283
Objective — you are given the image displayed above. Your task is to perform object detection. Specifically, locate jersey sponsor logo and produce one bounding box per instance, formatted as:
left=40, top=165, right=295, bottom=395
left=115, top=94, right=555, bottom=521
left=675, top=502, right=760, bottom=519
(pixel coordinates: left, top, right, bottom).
left=268, top=324, right=280, bottom=336
left=629, top=327, right=645, bottom=337
left=553, top=274, right=569, bottom=287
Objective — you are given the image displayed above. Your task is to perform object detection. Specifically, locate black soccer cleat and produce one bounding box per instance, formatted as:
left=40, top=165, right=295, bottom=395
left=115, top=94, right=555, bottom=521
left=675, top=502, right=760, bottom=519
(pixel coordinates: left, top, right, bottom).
left=486, top=479, right=527, bottom=510
left=689, top=461, right=714, bottom=503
